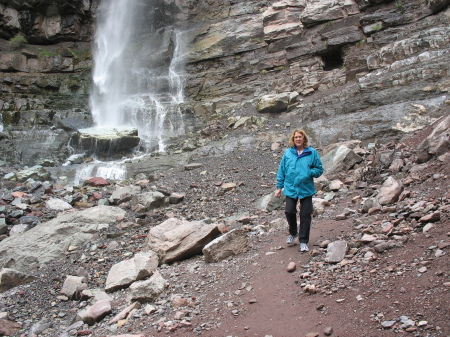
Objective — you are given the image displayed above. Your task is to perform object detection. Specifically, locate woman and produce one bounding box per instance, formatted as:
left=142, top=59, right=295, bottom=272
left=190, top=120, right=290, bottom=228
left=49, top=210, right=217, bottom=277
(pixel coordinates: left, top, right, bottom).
left=275, top=129, right=324, bottom=252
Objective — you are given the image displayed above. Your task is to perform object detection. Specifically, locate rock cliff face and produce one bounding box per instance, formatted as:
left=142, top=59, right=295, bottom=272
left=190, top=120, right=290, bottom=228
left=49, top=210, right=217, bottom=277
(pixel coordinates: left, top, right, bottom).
left=0, top=0, right=449, bottom=166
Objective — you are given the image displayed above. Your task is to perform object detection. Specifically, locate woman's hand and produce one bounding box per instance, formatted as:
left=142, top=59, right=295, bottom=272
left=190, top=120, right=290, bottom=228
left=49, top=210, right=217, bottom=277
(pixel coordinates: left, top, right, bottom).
left=274, top=189, right=282, bottom=198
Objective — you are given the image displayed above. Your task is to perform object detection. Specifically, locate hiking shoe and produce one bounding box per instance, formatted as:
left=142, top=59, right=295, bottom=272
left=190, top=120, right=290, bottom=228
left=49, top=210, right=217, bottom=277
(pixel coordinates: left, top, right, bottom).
left=286, top=235, right=297, bottom=244
left=300, top=243, right=309, bottom=252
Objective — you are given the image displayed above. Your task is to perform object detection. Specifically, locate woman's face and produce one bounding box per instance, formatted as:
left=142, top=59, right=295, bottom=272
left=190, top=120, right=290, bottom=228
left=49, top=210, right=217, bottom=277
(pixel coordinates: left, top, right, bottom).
left=293, top=132, right=305, bottom=148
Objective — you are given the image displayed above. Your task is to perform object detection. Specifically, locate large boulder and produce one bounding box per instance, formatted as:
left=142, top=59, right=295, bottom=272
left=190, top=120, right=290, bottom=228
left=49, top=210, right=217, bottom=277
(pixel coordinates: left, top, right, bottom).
left=0, top=206, right=125, bottom=272
left=256, top=93, right=292, bottom=113
left=143, top=218, right=221, bottom=265
left=75, top=127, right=140, bottom=157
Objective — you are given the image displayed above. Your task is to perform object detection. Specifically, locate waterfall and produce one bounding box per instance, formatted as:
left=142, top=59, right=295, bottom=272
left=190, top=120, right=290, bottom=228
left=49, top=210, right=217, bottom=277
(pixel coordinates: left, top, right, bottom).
left=73, top=161, right=127, bottom=186
left=90, top=0, right=136, bottom=128
left=89, top=0, right=187, bottom=153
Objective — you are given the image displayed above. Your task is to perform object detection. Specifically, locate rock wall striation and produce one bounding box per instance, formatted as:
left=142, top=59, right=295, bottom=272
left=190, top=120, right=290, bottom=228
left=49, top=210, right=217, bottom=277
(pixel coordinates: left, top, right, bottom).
left=0, top=0, right=449, bottom=165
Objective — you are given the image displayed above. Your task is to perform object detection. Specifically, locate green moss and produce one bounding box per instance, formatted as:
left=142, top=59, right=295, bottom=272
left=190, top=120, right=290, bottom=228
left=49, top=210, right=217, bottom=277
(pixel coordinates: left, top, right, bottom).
left=8, top=33, right=28, bottom=50
left=372, top=23, right=383, bottom=31
left=355, top=39, right=367, bottom=47
left=250, top=37, right=265, bottom=44
left=395, top=1, right=404, bottom=12
left=71, top=49, right=92, bottom=61
left=38, top=51, right=54, bottom=57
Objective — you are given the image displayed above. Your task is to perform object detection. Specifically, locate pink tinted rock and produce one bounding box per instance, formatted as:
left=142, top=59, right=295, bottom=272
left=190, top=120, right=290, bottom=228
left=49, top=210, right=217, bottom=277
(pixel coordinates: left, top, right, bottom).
left=88, top=177, right=110, bottom=187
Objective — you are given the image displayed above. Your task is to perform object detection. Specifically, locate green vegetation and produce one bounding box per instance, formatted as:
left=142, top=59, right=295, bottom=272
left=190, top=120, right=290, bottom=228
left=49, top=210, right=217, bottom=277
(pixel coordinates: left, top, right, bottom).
left=71, top=49, right=92, bottom=61
left=372, top=23, right=383, bottom=31
left=8, top=33, right=28, bottom=50
left=355, top=39, right=367, bottom=47
left=250, top=37, right=265, bottom=44
left=38, top=51, right=54, bottom=57
left=395, top=1, right=404, bottom=12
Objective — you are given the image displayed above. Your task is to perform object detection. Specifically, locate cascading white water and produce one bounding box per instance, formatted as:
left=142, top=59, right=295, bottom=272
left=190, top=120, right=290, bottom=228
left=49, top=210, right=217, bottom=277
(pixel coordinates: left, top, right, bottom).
left=73, top=161, right=127, bottom=185
left=90, top=0, right=136, bottom=128
left=74, top=0, right=188, bottom=184
left=90, top=0, right=186, bottom=152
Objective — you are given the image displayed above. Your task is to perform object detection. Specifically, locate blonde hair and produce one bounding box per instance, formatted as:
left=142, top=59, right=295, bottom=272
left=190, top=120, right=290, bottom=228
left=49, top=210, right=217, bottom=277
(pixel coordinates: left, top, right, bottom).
left=288, top=129, right=309, bottom=148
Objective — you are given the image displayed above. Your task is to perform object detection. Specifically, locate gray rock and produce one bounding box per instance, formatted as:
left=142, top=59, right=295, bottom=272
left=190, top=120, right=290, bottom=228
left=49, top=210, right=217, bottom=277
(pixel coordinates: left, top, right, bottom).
left=362, top=198, right=382, bottom=213
left=325, top=240, right=348, bottom=263
left=144, top=218, right=221, bottom=265
left=169, top=193, right=185, bottom=204
left=256, top=93, right=290, bottom=113
left=255, top=191, right=285, bottom=212
left=301, top=0, right=348, bottom=26
left=321, top=145, right=363, bottom=175
left=105, top=251, right=159, bottom=292
left=15, top=165, right=50, bottom=182
left=0, top=268, right=36, bottom=292
left=129, top=270, right=167, bottom=303
left=0, top=206, right=125, bottom=272
left=374, top=241, right=389, bottom=253
left=110, top=185, right=141, bottom=204
left=203, top=229, right=248, bottom=263
left=132, top=191, right=169, bottom=211
left=75, top=127, right=140, bottom=157
left=381, top=320, right=396, bottom=328
left=184, top=163, right=203, bottom=171
left=312, top=198, right=330, bottom=216
left=45, top=198, right=73, bottom=211
left=0, top=222, right=6, bottom=235
left=60, top=275, right=86, bottom=299
left=376, top=177, right=404, bottom=205
left=9, top=224, right=29, bottom=236
left=418, top=113, right=450, bottom=155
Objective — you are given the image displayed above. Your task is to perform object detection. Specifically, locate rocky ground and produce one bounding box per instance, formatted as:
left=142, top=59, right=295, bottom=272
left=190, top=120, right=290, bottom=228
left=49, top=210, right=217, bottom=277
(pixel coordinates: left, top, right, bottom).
left=0, top=117, right=449, bottom=337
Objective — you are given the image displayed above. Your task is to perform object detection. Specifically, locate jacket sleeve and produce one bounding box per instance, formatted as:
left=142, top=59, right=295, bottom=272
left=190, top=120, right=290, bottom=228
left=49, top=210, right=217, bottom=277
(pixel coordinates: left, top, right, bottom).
left=310, top=150, right=324, bottom=178
left=276, top=154, right=286, bottom=189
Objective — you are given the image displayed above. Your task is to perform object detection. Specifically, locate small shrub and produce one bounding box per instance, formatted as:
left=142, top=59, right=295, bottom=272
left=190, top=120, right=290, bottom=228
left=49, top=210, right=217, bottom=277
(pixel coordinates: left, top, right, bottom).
left=8, top=33, right=28, bottom=50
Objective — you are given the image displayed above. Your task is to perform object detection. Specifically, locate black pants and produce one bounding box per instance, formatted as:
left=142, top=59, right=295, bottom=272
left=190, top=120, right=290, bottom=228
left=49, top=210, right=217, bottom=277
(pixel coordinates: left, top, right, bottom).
left=285, top=196, right=313, bottom=244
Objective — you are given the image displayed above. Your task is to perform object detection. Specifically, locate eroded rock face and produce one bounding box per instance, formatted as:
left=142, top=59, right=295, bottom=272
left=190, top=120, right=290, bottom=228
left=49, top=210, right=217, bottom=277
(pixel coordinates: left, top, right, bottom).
left=1, top=0, right=450, bottom=167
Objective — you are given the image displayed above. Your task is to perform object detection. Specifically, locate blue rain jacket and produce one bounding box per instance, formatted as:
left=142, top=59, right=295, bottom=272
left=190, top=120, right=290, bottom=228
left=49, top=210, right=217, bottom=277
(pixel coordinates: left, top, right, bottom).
left=276, top=146, right=324, bottom=199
